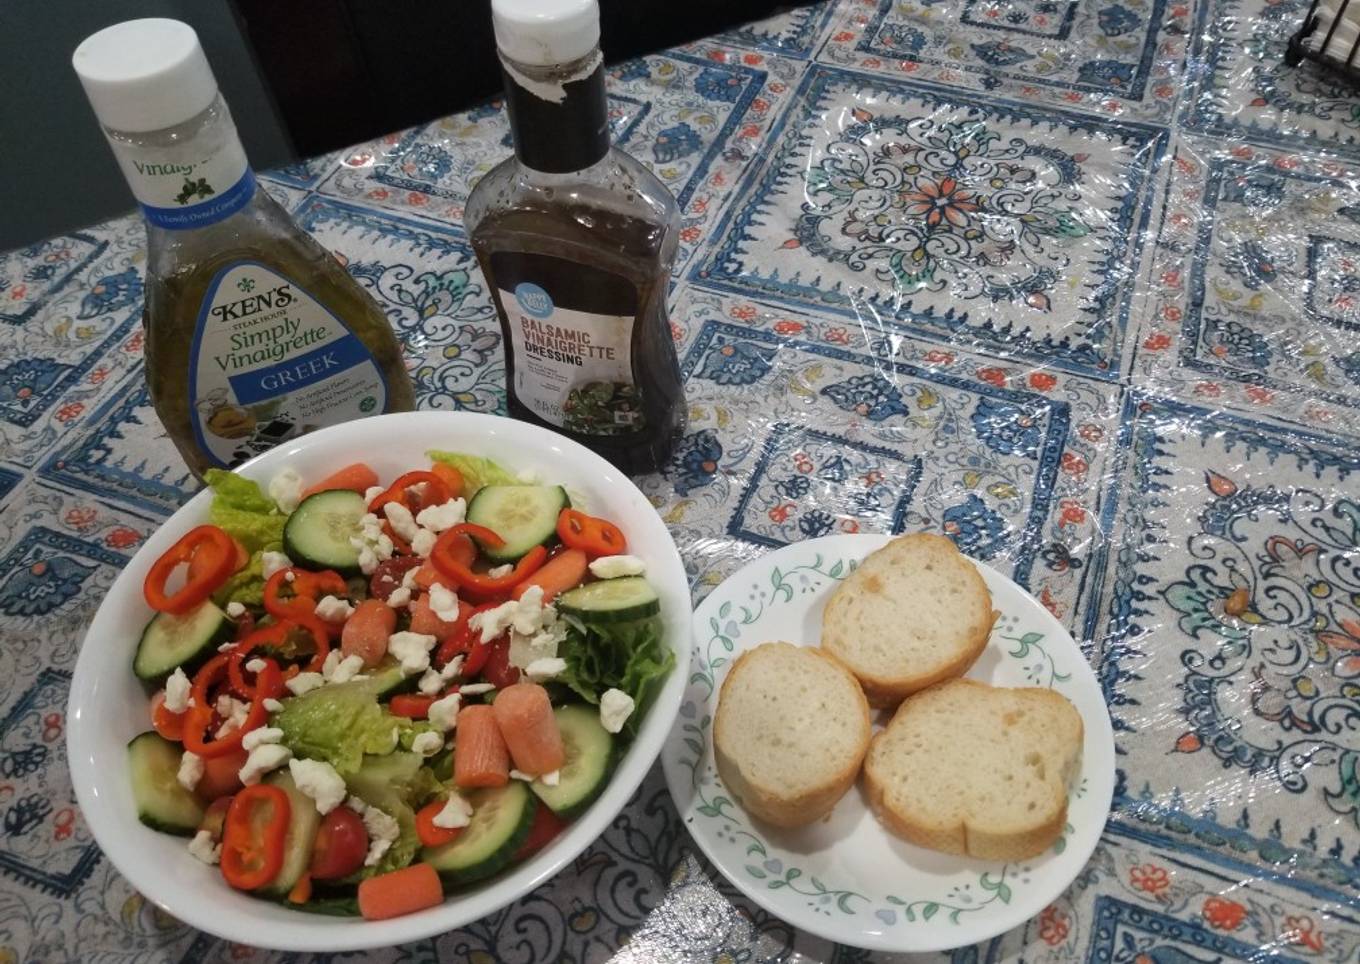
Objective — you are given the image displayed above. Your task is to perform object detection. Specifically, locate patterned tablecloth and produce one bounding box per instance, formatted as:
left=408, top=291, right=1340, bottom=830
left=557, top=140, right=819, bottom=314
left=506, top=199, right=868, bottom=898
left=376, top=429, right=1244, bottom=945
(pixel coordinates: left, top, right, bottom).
left=4, top=0, right=1360, bottom=958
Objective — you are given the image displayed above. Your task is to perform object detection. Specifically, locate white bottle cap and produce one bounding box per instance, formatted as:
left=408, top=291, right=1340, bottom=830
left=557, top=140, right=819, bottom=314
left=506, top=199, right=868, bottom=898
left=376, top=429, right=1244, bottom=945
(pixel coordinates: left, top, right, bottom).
left=72, top=19, right=218, bottom=133
left=491, top=0, right=600, bottom=66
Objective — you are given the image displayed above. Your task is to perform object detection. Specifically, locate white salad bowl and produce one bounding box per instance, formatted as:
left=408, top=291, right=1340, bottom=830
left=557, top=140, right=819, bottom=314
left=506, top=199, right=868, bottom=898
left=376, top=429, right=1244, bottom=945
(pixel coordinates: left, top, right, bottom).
left=66, top=411, right=691, bottom=952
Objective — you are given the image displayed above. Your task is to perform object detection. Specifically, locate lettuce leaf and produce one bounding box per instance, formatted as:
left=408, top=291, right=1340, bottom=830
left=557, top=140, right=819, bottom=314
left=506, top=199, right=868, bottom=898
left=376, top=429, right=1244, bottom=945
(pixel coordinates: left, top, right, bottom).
left=203, top=469, right=285, bottom=553
left=274, top=676, right=413, bottom=776
left=344, top=751, right=441, bottom=878
left=557, top=615, right=674, bottom=737
left=425, top=451, right=517, bottom=497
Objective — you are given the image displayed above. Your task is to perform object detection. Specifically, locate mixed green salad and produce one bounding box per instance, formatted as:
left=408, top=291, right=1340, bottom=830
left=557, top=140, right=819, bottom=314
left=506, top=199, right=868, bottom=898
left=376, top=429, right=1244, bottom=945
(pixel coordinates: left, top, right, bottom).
left=130, top=452, right=673, bottom=919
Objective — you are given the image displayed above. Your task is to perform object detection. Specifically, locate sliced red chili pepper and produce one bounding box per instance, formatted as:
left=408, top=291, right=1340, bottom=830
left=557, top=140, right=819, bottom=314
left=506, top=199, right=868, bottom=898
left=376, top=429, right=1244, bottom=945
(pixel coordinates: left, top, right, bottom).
left=431, top=524, right=546, bottom=598
left=556, top=508, right=626, bottom=558
left=368, top=471, right=451, bottom=514
left=221, top=784, right=291, bottom=891
left=263, top=568, right=348, bottom=626
left=144, top=525, right=238, bottom=614
left=388, top=694, right=436, bottom=719
left=434, top=599, right=482, bottom=666
left=463, top=635, right=492, bottom=677
left=183, top=654, right=275, bottom=758
left=226, top=621, right=326, bottom=699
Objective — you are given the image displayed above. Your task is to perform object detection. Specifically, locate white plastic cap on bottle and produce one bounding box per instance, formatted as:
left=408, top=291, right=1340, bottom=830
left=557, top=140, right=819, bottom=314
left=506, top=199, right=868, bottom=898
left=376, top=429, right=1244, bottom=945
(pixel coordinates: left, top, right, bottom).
left=491, top=0, right=600, bottom=66
left=72, top=19, right=218, bottom=133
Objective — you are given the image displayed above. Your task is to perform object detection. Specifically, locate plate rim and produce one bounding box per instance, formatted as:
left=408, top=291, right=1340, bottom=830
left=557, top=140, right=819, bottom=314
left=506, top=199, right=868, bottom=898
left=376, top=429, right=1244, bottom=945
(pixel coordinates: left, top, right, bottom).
left=662, top=532, right=1115, bottom=953
left=65, top=410, right=692, bottom=952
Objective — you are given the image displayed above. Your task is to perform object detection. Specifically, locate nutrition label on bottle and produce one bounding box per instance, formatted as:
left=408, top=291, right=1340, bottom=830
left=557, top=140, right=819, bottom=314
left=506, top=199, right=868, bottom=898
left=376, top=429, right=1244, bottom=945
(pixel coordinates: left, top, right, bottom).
left=494, top=253, right=645, bottom=436
left=189, top=261, right=390, bottom=467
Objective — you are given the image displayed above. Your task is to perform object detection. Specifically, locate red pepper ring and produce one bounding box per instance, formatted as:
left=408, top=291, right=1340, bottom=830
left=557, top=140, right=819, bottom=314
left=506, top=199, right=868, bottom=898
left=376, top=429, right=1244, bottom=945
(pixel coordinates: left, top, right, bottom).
left=143, top=525, right=238, bottom=614
left=368, top=470, right=451, bottom=514
left=435, top=601, right=500, bottom=667
left=227, top=622, right=305, bottom=700
left=221, top=784, right=291, bottom=891
left=430, top=524, right=546, bottom=598
left=556, top=508, right=626, bottom=558
left=183, top=654, right=276, bottom=758
left=262, top=568, right=348, bottom=627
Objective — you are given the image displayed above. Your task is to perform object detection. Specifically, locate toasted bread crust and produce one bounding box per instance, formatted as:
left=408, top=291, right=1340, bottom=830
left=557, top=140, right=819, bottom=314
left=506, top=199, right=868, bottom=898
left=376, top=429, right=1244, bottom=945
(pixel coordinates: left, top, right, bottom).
left=714, top=643, right=871, bottom=828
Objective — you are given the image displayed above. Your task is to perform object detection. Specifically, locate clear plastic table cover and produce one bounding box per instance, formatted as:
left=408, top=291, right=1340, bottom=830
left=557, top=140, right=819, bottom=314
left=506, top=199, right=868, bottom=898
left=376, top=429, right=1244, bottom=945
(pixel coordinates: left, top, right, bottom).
left=1, top=0, right=1359, bottom=959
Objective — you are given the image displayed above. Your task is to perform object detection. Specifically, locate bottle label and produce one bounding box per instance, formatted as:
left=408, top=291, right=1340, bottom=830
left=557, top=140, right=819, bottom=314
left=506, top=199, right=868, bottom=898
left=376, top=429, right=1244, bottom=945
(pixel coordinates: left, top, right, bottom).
left=492, top=253, right=644, bottom=435
left=189, top=261, right=391, bottom=468
left=109, top=132, right=254, bottom=229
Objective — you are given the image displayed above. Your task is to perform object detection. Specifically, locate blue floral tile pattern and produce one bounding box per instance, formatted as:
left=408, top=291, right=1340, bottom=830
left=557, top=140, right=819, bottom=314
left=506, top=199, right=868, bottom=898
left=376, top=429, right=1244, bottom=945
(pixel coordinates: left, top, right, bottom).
left=0, top=234, right=106, bottom=326
left=693, top=66, right=1166, bottom=376
left=713, top=0, right=841, bottom=57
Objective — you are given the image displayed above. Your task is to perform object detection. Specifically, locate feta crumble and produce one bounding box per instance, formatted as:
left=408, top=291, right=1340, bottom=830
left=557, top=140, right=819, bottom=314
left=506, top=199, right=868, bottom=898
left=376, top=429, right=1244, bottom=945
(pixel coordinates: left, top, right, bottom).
left=427, top=692, right=462, bottom=732
left=459, top=683, right=495, bottom=696
left=188, top=829, right=220, bottom=865
left=238, top=743, right=292, bottom=785
left=525, top=657, right=567, bottom=682
left=411, top=527, right=438, bottom=557
left=241, top=726, right=283, bottom=751
left=414, top=498, right=467, bottom=533
left=163, top=668, right=192, bottom=714
left=288, top=758, right=346, bottom=814
left=431, top=791, right=473, bottom=829
left=411, top=731, right=444, bottom=757
left=314, top=594, right=354, bottom=623
left=285, top=672, right=325, bottom=696
left=225, top=601, right=246, bottom=618
left=386, top=586, right=412, bottom=608
left=177, top=751, right=203, bottom=792
left=382, top=502, right=419, bottom=543
left=588, top=555, right=646, bottom=579
left=362, top=807, right=400, bottom=866
left=268, top=468, right=304, bottom=514
left=599, top=688, right=635, bottom=734
left=261, top=551, right=292, bottom=579
left=388, top=631, right=437, bottom=675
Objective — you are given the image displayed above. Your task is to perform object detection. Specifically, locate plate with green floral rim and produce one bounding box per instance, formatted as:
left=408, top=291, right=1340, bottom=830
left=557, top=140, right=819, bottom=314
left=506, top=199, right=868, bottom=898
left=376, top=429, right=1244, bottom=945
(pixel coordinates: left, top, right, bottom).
left=661, top=533, right=1115, bottom=952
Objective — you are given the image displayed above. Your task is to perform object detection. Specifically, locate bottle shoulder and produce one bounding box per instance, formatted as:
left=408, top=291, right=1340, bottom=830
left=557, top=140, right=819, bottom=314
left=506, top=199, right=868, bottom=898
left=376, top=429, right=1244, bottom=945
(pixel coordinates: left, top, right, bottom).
left=147, top=187, right=327, bottom=276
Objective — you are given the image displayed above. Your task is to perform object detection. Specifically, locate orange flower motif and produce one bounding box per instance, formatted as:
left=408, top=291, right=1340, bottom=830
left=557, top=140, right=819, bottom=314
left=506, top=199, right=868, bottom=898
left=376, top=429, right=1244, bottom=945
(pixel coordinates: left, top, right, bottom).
left=105, top=527, right=141, bottom=549
left=902, top=176, right=980, bottom=228
left=1143, top=333, right=1172, bottom=351
left=1202, top=896, right=1246, bottom=930
left=1284, top=914, right=1324, bottom=952
left=773, top=320, right=804, bottom=335
left=1028, top=372, right=1057, bottom=391
left=1038, top=904, right=1070, bottom=946
left=1129, top=863, right=1170, bottom=896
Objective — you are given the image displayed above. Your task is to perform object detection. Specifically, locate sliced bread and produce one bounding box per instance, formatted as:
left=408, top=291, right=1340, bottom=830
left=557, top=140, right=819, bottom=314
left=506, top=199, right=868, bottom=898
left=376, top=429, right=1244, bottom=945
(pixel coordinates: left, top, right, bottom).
left=714, top=642, right=871, bottom=827
left=863, top=679, right=1083, bottom=860
left=821, top=533, right=995, bottom=707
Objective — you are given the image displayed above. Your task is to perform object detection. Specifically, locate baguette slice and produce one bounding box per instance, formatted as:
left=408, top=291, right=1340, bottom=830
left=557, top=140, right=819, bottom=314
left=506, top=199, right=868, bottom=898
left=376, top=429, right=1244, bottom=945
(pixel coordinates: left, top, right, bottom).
left=822, top=533, right=995, bottom=707
left=714, top=642, right=871, bottom=827
left=863, top=679, right=1083, bottom=860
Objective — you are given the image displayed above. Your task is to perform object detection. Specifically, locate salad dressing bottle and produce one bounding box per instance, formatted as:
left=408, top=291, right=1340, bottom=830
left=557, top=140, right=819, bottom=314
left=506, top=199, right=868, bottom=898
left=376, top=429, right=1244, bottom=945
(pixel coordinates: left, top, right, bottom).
left=73, top=20, right=414, bottom=479
left=465, top=0, right=686, bottom=474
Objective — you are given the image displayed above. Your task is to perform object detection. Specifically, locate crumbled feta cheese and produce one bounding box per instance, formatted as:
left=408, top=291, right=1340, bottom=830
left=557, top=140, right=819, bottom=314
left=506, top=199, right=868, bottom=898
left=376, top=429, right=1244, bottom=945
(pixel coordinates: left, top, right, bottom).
left=163, top=668, right=192, bottom=714
left=470, top=586, right=550, bottom=644
left=588, top=555, right=647, bottom=579
left=321, top=650, right=343, bottom=678
left=362, top=807, right=400, bottom=866
left=386, top=586, right=412, bottom=608
left=268, top=468, right=304, bottom=514
left=487, top=563, right=514, bottom=579
left=429, top=583, right=460, bottom=623
left=285, top=672, right=325, bottom=696
left=411, top=731, right=444, bottom=757
left=388, top=631, right=437, bottom=675
left=238, top=743, right=292, bottom=785
left=431, top=792, right=473, bottom=830
left=364, top=485, right=386, bottom=505
left=411, top=528, right=438, bottom=557
left=539, top=769, right=560, bottom=787
left=599, top=688, right=635, bottom=734
left=263, top=698, right=285, bottom=713
left=401, top=567, right=419, bottom=590
left=418, top=669, right=445, bottom=696
left=327, top=654, right=365, bottom=685
left=459, top=683, right=495, bottom=696
left=351, top=512, right=393, bottom=575
left=439, top=654, right=465, bottom=681
left=382, top=502, right=419, bottom=543
left=345, top=794, right=368, bottom=815
left=188, top=829, right=220, bottom=865
left=177, top=751, right=203, bottom=792
left=214, top=696, right=249, bottom=738
left=288, top=758, right=346, bottom=814
left=509, top=769, right=533, bottom=782
left=314, top=594, right=354, bottom=623
left=261, top=551, right=292, bottom=579
left=525, top=657, right=567, bottom=682
left=225, top=601, right=246, bottom=618
left=508, top=620, right=565, bottom=671
left=414, top=498, right=467, bottom=533
left=245, top=657, right=266, bottom=673
left=218, top=642, right=237, bottom=653
left=427, top=692, right=462, bottom=731
left=284, top=571, right=296, bottom=584
left=357, top=545, right=379, bottom=575
left=241, top=726, right=283, bottom=751
left=359, top=512, right=382, bottom=536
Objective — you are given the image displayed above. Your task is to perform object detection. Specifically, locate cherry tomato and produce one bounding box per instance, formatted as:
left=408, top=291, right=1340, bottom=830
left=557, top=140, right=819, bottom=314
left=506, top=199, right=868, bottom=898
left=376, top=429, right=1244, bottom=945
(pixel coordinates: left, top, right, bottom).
left=482, top=638, right=520, bottom=689
left=196, top=747, right=248, bottom=802
left=150, top=690, right=186, bottom=742
left=309, top=805, right=369, bottom=881
left=369, top=555, right=422, bottom=602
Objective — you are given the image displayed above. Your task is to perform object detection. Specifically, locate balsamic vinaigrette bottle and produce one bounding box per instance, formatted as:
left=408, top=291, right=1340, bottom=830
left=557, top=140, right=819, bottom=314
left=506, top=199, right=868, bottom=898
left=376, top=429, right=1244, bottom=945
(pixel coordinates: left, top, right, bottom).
left=73, top=19, right=414, bottom=479
left=466, top=0, right=686, bottom=474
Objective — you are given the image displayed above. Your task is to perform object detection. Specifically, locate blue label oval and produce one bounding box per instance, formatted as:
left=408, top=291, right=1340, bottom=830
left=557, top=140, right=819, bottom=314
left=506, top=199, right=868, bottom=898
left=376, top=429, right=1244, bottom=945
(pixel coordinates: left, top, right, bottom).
left=514, top=282, right=554, bottom=319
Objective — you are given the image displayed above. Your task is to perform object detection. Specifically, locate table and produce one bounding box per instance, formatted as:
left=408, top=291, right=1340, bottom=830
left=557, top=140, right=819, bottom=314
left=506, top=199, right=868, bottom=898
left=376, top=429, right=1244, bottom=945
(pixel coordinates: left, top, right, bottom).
left=4, top=0, right=1360, bottom=958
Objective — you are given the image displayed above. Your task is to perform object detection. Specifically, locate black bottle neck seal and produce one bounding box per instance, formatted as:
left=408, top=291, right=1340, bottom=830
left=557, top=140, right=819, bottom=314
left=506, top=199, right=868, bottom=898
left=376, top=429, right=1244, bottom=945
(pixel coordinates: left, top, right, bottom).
left=502, top=56, right=609, bottom=174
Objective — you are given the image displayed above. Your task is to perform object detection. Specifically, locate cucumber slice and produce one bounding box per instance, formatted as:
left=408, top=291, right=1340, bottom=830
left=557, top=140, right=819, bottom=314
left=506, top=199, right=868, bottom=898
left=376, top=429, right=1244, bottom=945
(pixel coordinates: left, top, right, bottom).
left=556, top=577, right=660, bottom=623
left=422, top=782, right=534, bottom=885
left=531, top=704, right=615, bottom=820
left=127, top=732, right=205, bottom=836
left=261, top=769, right=322, bottom=898
left=465, top=485, right=568, bottom=562
left=283, top=490, right=366, bottom=575
left=133, top=600, right=230, bottom=683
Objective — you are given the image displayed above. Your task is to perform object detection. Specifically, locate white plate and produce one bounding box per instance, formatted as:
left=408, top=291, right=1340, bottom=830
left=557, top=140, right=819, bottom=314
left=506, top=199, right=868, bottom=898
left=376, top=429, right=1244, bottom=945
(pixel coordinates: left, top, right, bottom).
left=66, top=411, right=691, bottom=952
left=661, top=533, right=1115, bottom=953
